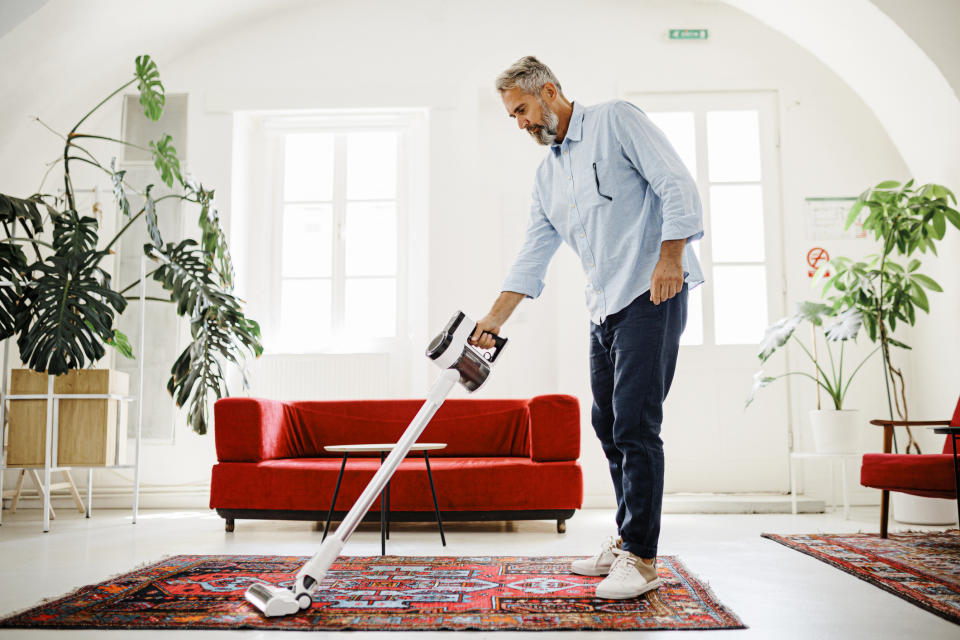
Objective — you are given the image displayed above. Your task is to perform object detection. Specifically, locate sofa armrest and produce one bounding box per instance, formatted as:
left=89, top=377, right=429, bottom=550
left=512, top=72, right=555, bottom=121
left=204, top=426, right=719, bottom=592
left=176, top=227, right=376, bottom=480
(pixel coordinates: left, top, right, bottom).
left=528, top=394, right=580, bottom=462
left=214, top=397, right=289, bottom=462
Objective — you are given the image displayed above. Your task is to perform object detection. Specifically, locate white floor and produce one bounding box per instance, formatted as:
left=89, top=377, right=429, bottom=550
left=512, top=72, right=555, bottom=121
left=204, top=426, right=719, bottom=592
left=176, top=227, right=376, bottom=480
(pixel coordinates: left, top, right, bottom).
left=0, top=506, right=956, bottom=638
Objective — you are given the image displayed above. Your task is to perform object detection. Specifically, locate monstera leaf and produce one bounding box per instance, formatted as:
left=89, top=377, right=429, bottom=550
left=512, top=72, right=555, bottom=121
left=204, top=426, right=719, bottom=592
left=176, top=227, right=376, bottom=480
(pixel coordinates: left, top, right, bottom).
left=0, top=243, right=27, bottom=340
left=150, top=134, right=182, bottom=188
left=186, top=177, right=234, bottom=288
left=144, top=185, right=163, bottom=248
left=146, top=239, right=262, bottom=433
left=134, top=55, right=165, bottom=121
left=0, top=193, right=46, bottom=234
left=51, top=209, right=97, bottom=256
left=110, top=157, right=130, bottom=217
left=16, top=251, right=127, bottom=375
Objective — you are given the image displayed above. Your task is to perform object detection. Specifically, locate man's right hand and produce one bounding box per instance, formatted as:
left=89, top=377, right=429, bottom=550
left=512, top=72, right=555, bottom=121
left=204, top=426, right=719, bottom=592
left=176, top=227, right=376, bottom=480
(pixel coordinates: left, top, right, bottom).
left=469, top=291, right=526, bottom=349
left=470, top=315, right=504, bottom=350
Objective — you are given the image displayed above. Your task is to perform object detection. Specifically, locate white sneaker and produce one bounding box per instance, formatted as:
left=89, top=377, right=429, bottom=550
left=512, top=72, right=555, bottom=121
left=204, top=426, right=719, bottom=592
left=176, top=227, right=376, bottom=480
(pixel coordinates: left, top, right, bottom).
left=570, top=536, right=621, bottom=576
left=595, top=548, right=662, bottom=599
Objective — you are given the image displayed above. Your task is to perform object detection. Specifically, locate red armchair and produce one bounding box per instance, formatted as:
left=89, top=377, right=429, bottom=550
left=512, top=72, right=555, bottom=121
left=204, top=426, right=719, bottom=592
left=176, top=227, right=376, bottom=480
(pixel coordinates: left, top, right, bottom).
left=860, top=394, right=960, bottom=537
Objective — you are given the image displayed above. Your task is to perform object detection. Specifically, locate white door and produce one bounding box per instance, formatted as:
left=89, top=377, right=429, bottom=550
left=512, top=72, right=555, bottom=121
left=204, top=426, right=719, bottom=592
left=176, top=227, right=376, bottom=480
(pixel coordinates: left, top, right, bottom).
left=624, top=91, right=790, bottom=492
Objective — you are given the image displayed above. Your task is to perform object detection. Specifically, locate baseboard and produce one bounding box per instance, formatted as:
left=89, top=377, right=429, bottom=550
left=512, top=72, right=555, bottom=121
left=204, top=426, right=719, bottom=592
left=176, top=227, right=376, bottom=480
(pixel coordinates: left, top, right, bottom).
left=1, top=486, right=211, bottom=511
left=584, top=493, right=829, bottom=514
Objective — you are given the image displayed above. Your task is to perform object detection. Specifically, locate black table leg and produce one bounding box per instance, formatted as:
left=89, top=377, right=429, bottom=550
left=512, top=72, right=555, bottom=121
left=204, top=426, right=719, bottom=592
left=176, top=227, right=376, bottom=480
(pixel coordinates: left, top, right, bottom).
left=386, top=478, right=391, bottom=540
left=380, top=452, right=386, bottom=556
left=424, top=451, right=446, bottom=546
left=951, top=434, right=960, bottom=528
left=323, top=453, right=349, bottom=541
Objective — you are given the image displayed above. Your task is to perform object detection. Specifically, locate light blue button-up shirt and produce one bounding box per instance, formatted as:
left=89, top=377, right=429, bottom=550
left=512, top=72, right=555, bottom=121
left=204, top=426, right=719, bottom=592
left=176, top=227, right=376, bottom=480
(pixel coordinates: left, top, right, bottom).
left=502, top=100, right=705, bottom=324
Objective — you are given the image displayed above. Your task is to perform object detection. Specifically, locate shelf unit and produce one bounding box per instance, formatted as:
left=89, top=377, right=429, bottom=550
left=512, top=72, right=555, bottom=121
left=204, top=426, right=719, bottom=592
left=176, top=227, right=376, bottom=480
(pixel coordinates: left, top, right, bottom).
left=0, top=256, right=148, bottom=532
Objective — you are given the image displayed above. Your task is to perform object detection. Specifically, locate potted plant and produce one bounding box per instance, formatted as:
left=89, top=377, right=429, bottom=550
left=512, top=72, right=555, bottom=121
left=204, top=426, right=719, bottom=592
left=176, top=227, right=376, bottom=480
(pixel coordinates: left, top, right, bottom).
left=818, top=179, right=959, bottom=522
left=0, top=55, right=262, bottom=438
left=747, top=302, right=879, bottom=453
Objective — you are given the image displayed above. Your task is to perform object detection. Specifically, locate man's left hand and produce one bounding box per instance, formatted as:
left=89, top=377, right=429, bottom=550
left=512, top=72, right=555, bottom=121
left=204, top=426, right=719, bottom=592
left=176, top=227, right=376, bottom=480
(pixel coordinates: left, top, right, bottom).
left=650, top=259, right=684, bottom=305
left=650, top=239, right=687, bottom=305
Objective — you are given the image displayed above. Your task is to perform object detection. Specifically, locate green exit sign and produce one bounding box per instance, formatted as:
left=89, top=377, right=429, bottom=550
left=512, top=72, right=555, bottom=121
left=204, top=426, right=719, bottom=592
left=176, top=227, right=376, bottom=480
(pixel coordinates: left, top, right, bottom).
left=670, top=29, right=709, bottom=40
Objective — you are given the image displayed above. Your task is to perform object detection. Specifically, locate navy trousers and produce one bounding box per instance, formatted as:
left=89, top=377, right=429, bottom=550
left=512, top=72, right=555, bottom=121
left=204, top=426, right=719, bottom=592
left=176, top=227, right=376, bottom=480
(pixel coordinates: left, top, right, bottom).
left=589, top=285, right=687, bottom=558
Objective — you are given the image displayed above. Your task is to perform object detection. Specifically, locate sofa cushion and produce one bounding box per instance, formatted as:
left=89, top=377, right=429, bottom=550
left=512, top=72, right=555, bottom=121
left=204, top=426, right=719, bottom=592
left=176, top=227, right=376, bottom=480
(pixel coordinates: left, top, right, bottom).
left=280, top=400, right=532, bottom=458
left=210, top=457, right=582, bottom=512
left=861, top=453, right=957, bottom=499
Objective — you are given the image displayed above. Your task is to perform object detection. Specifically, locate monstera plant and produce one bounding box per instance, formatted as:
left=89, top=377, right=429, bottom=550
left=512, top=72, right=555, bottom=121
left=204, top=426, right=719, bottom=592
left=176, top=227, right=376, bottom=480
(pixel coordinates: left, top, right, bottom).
left=0, top=55, right=262, bottom=434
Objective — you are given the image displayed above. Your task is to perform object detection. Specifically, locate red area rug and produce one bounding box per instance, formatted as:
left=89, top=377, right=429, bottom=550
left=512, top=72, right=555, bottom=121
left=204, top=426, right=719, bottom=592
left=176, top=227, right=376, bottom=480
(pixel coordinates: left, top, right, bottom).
left=762, top=530, right=960, bottom=625
left=0, top=554, right=743, bottom=631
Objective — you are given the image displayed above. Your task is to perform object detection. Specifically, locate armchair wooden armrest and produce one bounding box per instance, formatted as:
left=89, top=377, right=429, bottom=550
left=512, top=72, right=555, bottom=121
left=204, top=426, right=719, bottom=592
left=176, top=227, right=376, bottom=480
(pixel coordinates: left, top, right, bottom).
left=868, top=419, right=951, bottom=426
left=868, top=419, right=950, bottom=453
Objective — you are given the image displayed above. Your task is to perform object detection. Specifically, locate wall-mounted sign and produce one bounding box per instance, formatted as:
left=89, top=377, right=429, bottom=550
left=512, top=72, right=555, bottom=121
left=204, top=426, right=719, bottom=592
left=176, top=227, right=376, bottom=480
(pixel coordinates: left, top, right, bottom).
left=669, top=29, right=708, bottom=40
left=807, top=247, right=830, bottom=278
left=804, top=197, right=867, bottom=240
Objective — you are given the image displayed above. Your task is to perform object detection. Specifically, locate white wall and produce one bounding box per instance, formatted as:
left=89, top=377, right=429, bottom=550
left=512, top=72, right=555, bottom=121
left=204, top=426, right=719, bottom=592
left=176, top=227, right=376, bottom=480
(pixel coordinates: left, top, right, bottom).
left=1, top=0, right=938, bottom=510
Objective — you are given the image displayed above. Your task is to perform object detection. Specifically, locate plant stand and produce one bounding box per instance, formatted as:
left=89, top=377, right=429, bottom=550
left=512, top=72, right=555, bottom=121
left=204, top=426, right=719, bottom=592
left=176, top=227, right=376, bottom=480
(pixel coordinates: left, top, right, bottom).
left=3, top=468, right=87, bottom=517
left=790, top=452, right=860, bottom=519
left=0, top=257, right=148, bottom=532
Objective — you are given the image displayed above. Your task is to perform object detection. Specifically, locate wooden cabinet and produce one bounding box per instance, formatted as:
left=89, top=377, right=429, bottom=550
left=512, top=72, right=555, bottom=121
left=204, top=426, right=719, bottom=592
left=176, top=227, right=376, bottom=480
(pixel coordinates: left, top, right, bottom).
left=6, top=369, right=129, bottom=467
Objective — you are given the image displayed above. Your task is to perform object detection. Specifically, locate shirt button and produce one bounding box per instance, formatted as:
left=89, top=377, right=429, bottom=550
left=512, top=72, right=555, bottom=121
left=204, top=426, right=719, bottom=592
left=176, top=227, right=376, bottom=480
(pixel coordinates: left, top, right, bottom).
left=579, top=233, right=585, bottom=238
left=570, top=204, right=574, bottom=208
left=590, top=262, right=595, bottom=267
left=567, top=176, right=571, bottom=180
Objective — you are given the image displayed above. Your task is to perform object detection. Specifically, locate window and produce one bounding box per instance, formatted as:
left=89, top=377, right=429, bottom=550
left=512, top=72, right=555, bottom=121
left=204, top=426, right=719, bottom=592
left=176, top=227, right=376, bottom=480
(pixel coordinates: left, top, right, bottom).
left=264, top=115, right=417, bottom=353
left=642, top=93, right=780, bottom=346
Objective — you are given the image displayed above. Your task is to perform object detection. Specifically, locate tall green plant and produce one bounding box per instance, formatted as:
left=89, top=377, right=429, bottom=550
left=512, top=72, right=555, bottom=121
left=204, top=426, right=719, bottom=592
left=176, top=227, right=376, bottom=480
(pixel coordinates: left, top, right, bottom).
left=817, top=179, right=960, bottom=453
left=0, top=55, right=262, bottom=434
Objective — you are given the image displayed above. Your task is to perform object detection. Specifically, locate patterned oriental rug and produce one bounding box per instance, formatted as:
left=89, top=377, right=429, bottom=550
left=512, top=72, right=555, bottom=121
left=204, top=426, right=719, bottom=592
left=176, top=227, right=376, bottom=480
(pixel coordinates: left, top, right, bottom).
left=762, top=530, right=960, bottom=625
left=0, top=554, right=744, bottom=631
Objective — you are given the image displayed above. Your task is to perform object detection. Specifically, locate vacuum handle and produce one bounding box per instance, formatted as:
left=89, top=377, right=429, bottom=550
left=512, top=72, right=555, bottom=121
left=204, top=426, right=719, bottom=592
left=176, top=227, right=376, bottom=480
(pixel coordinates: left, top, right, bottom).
left=476, top=327, right=508, bottom=363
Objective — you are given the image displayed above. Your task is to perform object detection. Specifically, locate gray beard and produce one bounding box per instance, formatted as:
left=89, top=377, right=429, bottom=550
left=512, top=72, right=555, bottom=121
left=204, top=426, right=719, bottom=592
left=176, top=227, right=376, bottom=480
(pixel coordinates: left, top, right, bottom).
left=527, top=99, right=559, bottom=146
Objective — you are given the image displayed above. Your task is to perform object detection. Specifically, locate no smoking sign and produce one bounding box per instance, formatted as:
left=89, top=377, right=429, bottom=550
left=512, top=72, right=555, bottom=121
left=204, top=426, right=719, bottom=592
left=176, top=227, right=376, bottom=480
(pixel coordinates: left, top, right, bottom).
left=807, top=247, right=830, bottom=278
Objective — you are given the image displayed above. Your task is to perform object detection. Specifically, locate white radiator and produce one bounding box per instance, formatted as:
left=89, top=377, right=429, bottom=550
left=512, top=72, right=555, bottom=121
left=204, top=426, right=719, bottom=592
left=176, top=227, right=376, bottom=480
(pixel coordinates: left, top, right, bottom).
left=246, top=354, right=393, bottom=401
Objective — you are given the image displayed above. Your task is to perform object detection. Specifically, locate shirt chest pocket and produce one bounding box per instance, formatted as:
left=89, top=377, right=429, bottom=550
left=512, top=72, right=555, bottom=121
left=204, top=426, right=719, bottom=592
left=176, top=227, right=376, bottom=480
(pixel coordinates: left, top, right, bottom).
left=589, top=158, right=615, bottom=203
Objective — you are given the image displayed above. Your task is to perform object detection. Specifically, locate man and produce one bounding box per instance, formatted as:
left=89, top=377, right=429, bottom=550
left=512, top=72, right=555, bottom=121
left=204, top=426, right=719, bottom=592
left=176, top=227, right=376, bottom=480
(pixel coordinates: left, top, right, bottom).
left=471, top=56, right=704, bottom=599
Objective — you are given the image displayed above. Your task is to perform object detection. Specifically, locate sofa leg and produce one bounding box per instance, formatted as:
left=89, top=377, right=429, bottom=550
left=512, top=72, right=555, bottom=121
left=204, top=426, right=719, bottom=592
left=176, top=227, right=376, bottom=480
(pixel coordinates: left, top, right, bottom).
left=225, top=518, right=235, bottom=533
left=880, top=490, right=889, bottom=538
left=557, top=519, right=566, bottom=534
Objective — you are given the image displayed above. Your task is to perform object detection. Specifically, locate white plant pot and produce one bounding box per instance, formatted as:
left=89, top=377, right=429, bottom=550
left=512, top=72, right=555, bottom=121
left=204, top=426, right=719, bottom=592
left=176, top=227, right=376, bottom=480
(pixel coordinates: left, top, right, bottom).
left=892, top=492, right=958, bottom=525
left=808, top=409, right=861, bottom=454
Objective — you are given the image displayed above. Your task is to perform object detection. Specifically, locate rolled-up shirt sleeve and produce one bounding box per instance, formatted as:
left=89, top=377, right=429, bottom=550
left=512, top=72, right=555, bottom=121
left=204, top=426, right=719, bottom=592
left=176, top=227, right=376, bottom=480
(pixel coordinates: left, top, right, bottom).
left=501, top=188, right=562, bottom=299
left=611, top=101, right=704, bottom=243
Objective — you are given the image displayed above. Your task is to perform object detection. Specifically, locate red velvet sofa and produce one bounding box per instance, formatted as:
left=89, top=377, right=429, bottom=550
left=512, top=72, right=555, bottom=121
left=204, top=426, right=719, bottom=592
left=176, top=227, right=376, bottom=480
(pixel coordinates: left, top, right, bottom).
left=210, top=395, right=583, bottom=532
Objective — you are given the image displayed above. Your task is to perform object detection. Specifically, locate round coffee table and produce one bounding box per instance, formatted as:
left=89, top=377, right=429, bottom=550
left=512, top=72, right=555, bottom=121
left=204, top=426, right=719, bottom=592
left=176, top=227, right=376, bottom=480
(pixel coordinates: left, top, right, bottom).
left=322, top=443, right=447, bottom=555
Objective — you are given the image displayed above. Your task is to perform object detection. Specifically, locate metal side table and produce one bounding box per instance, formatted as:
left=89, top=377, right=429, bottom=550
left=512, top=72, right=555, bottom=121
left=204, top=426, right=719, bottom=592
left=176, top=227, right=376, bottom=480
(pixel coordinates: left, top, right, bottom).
left=321, top=443, right=447, bottom=555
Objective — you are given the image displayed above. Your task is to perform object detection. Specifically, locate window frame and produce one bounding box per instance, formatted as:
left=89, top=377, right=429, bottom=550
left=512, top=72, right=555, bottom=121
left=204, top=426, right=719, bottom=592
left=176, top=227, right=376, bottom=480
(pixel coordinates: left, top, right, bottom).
left=261, top=113, right=417, bottom=354
left=627, top=91, right=785, bottom=348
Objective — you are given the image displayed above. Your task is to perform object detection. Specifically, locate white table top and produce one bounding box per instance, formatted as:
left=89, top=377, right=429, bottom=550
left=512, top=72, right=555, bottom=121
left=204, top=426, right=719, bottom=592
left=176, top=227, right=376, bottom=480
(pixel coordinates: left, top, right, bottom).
left=323, top=443, right=447, bottom=453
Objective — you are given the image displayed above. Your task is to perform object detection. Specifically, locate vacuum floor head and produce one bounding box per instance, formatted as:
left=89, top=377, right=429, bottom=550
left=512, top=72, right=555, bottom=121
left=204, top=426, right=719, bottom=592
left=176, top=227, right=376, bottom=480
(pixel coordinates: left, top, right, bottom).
left=244, top=582, right=310, bottom=617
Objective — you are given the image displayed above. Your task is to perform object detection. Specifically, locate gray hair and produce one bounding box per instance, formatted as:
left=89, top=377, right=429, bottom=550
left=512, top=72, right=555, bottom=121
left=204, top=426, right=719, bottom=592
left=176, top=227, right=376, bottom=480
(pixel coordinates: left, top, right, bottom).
left=495, top=56, right=563, bottom=96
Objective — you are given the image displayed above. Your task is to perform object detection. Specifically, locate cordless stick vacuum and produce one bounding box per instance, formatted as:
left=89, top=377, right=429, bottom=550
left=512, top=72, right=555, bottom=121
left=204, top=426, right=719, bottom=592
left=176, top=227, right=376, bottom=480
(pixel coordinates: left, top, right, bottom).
left=244, top=311, right=507, bottom=617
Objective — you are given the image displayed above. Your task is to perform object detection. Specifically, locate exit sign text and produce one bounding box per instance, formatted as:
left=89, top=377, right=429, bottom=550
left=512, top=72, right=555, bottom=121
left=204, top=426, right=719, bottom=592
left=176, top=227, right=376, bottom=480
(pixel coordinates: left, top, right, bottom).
left=669, top=29, right=709, bottom=40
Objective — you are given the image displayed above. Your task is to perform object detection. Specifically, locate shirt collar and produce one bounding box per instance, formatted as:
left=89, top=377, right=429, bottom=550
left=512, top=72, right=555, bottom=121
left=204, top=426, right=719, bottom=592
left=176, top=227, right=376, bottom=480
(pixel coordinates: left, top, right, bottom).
left=551, top=101, right=583, bottom=156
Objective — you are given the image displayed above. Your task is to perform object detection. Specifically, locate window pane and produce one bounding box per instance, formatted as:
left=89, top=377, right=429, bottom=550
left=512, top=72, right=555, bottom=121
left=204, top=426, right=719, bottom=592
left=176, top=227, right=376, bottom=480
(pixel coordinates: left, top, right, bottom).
left=709, top=185, right=765, bottom=262
left=344, top=278, right=396, bottom=338
left=279, top=279, right=332, bottom=351
left=282, top=204, right=333, bottom=278
left=346, top=131, right=398, bottom=200
left=284, top=133, right=334, bottom=201
left=713, top=265, right=768, bottom=345
left=646, top=111, right=697, bottom=180
left=679, top=284, right=703, bottom=346
left=707, top=111, right=761, bottom=183
left=345, top=202, right=397, bottom=276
